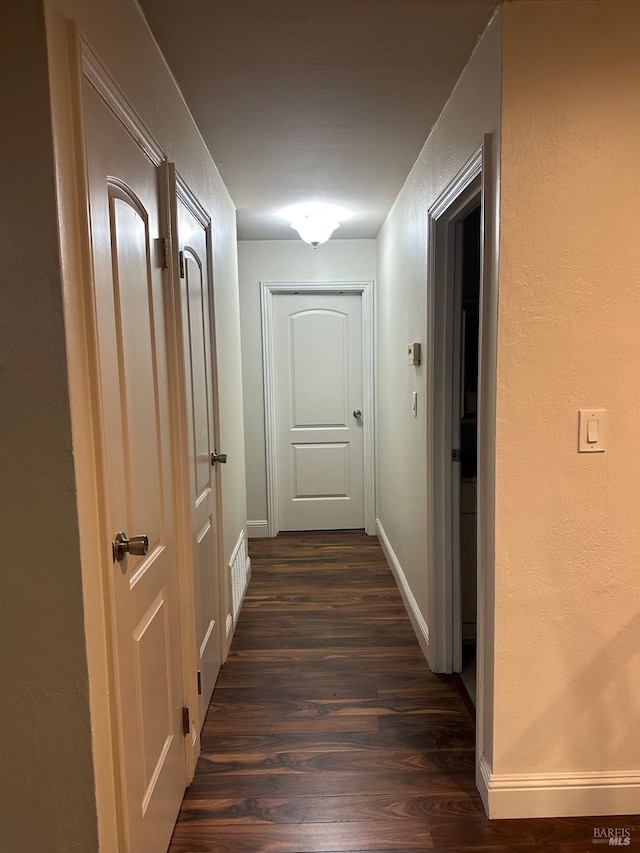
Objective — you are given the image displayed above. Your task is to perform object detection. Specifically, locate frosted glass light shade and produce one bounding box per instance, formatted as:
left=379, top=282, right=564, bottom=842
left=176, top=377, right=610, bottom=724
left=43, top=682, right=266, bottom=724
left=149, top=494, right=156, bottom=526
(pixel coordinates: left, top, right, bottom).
left=290, top=215, right=340, bottom=246
left=278, top=202, right=351, bottom=247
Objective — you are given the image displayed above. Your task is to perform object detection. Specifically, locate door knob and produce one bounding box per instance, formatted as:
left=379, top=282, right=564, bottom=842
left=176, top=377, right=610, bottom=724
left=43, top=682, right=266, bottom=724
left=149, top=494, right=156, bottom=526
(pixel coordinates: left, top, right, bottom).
left=353, top=409, right=362, bottom=419
left=211, top=450, right=228, bottom=465
left=113, top=531, right=149, bottom=563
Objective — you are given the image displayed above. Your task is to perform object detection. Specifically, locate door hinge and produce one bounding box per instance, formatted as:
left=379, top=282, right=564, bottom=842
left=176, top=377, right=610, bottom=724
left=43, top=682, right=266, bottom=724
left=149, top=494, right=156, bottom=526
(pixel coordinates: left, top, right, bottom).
left=160, top=237, right=170, bottom=270
left=452, top=448, right=462, bottom=462
left=179, top=250, right=185, bottom=279
left=182, top=706, right=190, bottom=736
left=197, top=670, right=202, bottom=695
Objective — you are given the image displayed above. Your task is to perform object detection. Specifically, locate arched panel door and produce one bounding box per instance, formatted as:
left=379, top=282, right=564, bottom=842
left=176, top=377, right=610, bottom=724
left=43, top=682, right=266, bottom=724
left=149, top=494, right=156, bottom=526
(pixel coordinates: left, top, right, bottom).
left=84, top=82, right=186, bottom=853
left=176, top=193, right=222, bottom=728
left=273, top=292, right=365, bottom=530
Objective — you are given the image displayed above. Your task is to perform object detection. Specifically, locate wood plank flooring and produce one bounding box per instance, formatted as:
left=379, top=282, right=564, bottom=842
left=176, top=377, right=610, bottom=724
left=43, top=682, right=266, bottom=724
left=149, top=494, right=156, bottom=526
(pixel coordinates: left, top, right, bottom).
left=168, top=531, right=640, bottom=853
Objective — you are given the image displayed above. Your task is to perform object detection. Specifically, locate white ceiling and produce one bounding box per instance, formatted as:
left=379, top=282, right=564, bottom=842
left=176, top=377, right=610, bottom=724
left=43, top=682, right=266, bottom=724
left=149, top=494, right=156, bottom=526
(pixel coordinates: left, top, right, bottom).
left=138, top=0, right=498, bottom=240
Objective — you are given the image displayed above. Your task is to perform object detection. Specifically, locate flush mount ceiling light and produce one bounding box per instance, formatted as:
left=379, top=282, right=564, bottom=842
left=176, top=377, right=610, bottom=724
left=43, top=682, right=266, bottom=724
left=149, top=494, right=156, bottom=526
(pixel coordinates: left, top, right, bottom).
left=278, top=203, right=352, bottom=248
left=290, top=213, right=339, bottom=247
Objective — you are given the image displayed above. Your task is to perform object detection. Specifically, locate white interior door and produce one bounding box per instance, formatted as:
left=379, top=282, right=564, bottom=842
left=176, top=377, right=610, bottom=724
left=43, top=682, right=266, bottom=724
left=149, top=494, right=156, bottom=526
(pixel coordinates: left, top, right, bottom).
left=84, top=83, right=186, bottom=853
left=273, top=291, right=365, bottom=530
left=176, top=192, right=222, bottom=728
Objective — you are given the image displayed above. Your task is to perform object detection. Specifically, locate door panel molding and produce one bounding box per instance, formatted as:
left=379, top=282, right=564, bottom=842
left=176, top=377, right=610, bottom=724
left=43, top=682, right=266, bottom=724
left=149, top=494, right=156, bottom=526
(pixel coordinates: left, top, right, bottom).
left=261, top=281, right=375, bottom=536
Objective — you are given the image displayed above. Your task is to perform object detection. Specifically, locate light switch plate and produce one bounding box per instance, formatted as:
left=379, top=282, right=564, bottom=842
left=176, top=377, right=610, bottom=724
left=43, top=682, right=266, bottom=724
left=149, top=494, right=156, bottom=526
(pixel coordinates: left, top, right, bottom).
left=578, top=409, right=606, bottom=452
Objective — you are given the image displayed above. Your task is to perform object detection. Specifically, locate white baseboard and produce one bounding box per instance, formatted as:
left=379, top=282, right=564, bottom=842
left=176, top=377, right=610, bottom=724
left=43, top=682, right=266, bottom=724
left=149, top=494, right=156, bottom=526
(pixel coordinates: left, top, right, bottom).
left=477, top=753, right=491, bottom=814
left=247, top=520, right=269, bottom=538
left=375, top=518, right=430, bottom=660
left=480, top=755, right=640, bottom=818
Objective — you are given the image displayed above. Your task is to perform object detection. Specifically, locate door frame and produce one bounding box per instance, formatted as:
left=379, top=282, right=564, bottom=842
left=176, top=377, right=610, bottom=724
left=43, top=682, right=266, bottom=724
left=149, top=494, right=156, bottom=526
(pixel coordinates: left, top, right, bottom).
left=429, top=161, right=482, bottom=676
left=426, top=137, right=499, bottom=804
left=427, top=140, right=497, bottom=676
left=261, top=281, right=375, bottom=537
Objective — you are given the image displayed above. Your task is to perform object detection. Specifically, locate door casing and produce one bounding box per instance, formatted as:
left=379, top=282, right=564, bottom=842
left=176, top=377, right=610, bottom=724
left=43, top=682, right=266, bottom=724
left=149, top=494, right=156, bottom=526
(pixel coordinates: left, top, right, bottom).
left=426, top=136, right=499, bottom=813
left=261, top=281, right=375, bottom=537
left=432, top=176, right=482, bottom=676
left=428, top=147, right=482, bottom=675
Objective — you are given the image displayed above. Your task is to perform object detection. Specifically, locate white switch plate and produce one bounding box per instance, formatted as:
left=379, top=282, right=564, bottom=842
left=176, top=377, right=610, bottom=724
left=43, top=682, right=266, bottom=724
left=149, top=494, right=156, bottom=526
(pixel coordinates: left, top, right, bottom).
left=578, top=409, right=606, bottom=452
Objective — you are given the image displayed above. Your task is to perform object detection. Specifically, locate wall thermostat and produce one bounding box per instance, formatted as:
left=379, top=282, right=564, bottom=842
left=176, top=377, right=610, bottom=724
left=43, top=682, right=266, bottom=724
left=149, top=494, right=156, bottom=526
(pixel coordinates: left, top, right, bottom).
left=408, top=343, right=421, bottom=366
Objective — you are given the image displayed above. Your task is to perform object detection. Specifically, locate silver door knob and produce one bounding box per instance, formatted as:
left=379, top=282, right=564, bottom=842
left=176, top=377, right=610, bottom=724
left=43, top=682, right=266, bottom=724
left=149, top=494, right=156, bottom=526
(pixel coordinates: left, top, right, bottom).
left=113, top=531, right=149, bottom=563
left=353, top=409, right=362, bottom=419
left=211, top=450, right=228, bottom=465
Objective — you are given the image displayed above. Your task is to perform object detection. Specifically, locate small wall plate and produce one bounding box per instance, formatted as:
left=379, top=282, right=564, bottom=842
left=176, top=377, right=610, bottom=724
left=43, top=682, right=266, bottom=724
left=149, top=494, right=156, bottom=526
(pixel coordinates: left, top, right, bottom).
left=408, top=342, right=421, bottom=366
left=578, top=409, right=606, bottom=453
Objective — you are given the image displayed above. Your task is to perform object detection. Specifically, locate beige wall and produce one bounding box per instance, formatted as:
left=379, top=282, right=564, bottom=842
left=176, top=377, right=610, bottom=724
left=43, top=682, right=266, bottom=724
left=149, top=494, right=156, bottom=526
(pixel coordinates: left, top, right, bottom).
left=377, top=0, right=640, bottom=816
left=494, top=0, right=640, bottom=784
left=0, top=4, right=98, bottom=850
left=238, top=239, right=376, bottom=525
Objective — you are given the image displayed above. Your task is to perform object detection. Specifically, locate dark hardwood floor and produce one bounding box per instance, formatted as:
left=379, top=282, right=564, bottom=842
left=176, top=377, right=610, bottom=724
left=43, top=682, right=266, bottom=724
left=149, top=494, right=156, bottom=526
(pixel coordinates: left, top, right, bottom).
left=168, top=531, right=639, bottom=852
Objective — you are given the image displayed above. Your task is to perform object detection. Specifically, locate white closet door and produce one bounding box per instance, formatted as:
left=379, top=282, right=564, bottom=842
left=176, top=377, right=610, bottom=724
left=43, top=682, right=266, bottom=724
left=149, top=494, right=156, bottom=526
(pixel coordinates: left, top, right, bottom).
left=177, top=195, right=222, bottom=727
left=84, top=83, right=186, bottom=853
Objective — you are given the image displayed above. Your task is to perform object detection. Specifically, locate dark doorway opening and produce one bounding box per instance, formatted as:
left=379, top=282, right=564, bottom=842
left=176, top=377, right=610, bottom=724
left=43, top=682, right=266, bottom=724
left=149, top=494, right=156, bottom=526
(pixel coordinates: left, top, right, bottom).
left=457, top=203, right=481, bottom=708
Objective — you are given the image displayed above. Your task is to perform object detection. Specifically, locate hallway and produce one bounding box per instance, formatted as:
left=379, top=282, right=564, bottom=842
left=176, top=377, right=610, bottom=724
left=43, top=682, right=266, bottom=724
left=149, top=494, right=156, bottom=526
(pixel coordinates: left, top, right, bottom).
left=168, top=532, right=633, bottom=852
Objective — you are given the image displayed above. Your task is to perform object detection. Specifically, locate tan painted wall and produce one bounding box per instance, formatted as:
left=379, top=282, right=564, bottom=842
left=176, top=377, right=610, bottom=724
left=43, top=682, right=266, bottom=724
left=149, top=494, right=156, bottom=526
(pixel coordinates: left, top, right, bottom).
left=238, top=239, right=377, bottom=524
left=0, top=4, right=98, bottom=850
left=495, top=0, right=640, bottom=776
left=376, top=11, right=501, bottom=645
